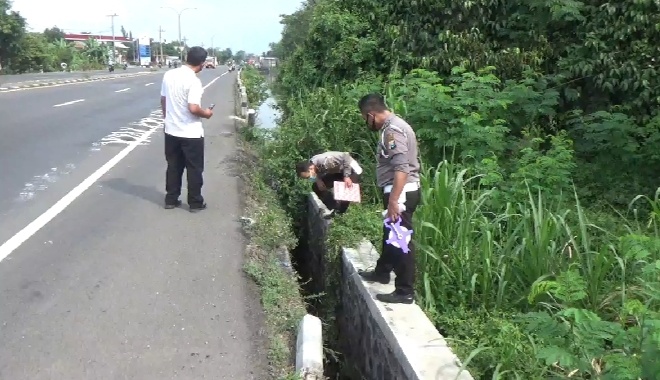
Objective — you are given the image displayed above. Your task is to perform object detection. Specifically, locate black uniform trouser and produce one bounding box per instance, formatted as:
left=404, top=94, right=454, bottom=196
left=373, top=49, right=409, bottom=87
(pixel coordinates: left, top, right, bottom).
left=374, top=188, right=421, bottom=295
left=164, top=133, right=205, bottom=206
left=312, top=171, right=361, bottom=212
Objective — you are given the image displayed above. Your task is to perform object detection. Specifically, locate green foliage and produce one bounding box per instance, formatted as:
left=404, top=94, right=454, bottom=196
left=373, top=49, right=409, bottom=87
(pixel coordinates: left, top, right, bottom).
left=0, top=0, right=26, bottom=71
left=240, top=66, right=268, bottom=107
left=216, top=48, right=233, bottom=64
left=264, top=0, right=660, bottom=378
left=0, top=2, right=114, bottom=73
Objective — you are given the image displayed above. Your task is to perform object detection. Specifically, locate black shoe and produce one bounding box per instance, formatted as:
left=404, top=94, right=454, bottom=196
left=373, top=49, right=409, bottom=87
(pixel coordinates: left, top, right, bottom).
left=358, top=270, right=390, bottom=284
left=376, top=290, right=414, bottom=304
left=189, top=203, right=207, bottom=213
left=164, top=200, right=182, bottom=209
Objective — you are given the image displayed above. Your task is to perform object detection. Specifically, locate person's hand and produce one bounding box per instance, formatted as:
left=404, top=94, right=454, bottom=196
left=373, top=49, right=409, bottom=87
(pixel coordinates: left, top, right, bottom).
left=344, top=177, right=353, bottom=188
left=204, top=108, right=214, bottom=119
left=387, top=200, right=400, bottom=221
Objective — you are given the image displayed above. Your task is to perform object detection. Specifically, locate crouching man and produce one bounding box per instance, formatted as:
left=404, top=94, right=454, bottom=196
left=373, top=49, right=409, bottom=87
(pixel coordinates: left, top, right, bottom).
left=296, top=151, right=362, bottom=217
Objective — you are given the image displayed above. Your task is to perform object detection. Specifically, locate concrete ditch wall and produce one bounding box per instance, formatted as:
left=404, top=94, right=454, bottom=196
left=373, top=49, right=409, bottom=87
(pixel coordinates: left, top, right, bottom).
left=307, top=194, right=474, bottom=380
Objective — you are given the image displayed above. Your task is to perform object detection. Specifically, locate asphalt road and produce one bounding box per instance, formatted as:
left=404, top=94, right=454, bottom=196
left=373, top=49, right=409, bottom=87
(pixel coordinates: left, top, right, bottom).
left=0, top=67, right=269, bottom=379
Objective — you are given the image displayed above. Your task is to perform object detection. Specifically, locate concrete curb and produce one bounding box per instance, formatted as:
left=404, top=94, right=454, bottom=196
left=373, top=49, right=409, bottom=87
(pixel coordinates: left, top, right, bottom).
left=295, top=314, right=324, bottom=379
left=0, top=72, right=155, bottom=91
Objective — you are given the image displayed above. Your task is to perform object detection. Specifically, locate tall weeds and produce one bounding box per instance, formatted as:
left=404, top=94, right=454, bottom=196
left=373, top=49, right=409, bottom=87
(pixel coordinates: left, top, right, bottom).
left=415, top=161, right=660, bottom=379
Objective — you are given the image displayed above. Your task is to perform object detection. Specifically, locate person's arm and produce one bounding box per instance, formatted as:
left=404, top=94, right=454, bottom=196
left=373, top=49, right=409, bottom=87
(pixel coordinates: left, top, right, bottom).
left=340, top=152, right=353, bottom=178
left=309, top=155, right=327, bottom=190
left=187, top=79, right=212, bottom=119
left=160, top=79, right=167, bottom=118
left=384, top=127, right=410, bottom=206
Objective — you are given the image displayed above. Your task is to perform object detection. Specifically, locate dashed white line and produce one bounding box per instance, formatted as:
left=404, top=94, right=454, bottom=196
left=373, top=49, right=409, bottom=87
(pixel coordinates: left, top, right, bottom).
left=0, top=74, right=226, bottom=263
left=53, top=99, right=85, bottom=107
left=115, top=88, right=130, bottom=93
left=145, top=83, right=154, bottom=86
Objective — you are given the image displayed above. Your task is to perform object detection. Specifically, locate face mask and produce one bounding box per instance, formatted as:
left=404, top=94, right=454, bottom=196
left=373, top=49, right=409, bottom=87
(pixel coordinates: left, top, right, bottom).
left=309, top=176, right=316, bottom=182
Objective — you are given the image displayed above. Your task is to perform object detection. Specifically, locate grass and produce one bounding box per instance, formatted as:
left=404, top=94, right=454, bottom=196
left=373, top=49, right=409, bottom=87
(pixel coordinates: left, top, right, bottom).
left=415, top=160, right=660, bottom=379
left=235, top=135, right=307, bottom=379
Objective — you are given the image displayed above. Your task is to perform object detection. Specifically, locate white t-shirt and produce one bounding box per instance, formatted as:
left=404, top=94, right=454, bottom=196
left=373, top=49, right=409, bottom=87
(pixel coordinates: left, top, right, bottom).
left=160, top=66, right=205, bottom=138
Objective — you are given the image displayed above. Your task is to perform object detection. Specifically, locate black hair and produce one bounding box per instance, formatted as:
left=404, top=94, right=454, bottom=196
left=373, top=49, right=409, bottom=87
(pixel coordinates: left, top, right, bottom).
left=295, top=160, right=312, bottom=175
left=186, top=46, right=208, bottom=66
left=358, top=93, right=388, bottom=113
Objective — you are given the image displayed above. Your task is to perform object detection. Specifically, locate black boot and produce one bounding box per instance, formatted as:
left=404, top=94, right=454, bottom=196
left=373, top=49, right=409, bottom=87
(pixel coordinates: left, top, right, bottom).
left=376, top=290, right=414, bottom=304
left=358, top=270, right=390, bottom=284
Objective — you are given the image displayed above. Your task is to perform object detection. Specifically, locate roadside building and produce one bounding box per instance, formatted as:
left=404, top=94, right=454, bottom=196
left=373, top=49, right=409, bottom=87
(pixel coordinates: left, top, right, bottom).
left=63, top=33, right=132, bottom=64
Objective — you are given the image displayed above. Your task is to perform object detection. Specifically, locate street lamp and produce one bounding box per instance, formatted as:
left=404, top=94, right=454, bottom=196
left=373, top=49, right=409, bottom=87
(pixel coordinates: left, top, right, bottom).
left=161, top=6, right=197, bottom=61
left=107, top=13, right=118, bottom=64
left=209, top=35, right=216, bottom=57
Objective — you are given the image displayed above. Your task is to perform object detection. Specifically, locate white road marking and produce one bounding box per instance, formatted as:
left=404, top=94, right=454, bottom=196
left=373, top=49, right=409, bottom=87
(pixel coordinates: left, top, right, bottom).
left=115, top=88, right=130, bottom=93
left=53, top=99, right=85, bottom=107
left=0, top=72, right=156, bottom=93
left=17, top=164, right=76, bottom=201
left=145, top=82, right=154, bottom=86
left=0, top=75, right=225, bottom=262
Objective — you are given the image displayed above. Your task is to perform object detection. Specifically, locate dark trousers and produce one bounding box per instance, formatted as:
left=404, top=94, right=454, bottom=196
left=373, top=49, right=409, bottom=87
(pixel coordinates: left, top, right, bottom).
left=164, top=133, right=205, bottom=206
left=312, top=172, right=361, bottom=212
left=374, top=189, right=421, bottom=295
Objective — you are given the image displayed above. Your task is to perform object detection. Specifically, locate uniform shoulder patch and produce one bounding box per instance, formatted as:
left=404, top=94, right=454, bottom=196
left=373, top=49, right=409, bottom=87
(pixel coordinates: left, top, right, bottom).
left=386, top=132, right=396, bottom=150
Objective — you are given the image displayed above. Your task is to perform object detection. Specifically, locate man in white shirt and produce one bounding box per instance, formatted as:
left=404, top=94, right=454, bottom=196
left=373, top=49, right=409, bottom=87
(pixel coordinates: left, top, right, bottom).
left=160, top=46, right=214, bottom=212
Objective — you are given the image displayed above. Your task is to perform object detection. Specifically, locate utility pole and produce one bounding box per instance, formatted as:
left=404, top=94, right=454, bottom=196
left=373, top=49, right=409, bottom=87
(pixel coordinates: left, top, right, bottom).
left=161, top=7, right=196, bottom=61
left=158, top=26, right=165, bottom=64
left=182, top=36, right=188, bottom=60
left=107, top=14, right=118, bottom=64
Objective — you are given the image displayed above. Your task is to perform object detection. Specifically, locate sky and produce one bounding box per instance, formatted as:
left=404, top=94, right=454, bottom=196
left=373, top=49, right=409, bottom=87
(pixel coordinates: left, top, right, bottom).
left=11, top=0, right=304, bottom=53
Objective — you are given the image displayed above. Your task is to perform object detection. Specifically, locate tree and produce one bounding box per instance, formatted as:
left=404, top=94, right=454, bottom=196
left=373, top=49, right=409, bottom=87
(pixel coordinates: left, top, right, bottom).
left=43, top=26, right=65, bottom=43
left=233, top=50, right=246, bottom=62
left=11, top=32, right=49, bottom=73
left=120, top=25, right=127, bottom=38
left=0, top=0, right=26, bottom=71
left=49, top=38, right=74, bottom=68
left=216, top=48, right=232, bottom=63
left=81, top=38, right=108, bottom=65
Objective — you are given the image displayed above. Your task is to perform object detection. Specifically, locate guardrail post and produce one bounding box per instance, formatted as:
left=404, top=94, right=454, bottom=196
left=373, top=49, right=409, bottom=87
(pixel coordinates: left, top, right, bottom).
left=240, top=90, right=248, bottom=118
left=247, top=109, right=256, bottom=127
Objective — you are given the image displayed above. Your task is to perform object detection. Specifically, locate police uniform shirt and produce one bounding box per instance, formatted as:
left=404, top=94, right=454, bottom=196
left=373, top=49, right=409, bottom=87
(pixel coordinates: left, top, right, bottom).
left=310, top=151, right=355, bottom=178
left=376, top=115, right=420, bottom=188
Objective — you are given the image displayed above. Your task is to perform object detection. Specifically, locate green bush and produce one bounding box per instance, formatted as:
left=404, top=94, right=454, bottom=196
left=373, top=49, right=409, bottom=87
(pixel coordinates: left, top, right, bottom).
left=241, top=66, right=268, bottom=107
left=262, top=0, right=660, bottom=378
left=257, top=63, right=660, bottom=376
left=416, top=161, right=660, bottom=378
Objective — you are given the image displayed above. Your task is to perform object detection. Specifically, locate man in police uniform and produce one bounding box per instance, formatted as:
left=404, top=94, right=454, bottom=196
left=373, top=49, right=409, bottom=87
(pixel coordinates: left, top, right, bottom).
left=357, top=93, right=421, bottom=304
left=295, top=151, right=363, bottom=217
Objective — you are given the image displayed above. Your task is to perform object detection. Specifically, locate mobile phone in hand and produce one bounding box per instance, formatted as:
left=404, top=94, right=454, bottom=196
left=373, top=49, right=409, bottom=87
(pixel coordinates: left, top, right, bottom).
left=209, top=103, right=215, bottom=110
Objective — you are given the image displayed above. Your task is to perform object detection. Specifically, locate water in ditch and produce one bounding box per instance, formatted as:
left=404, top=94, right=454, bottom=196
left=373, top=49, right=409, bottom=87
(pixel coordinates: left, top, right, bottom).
left=255, top=91, right=280, bottom=130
